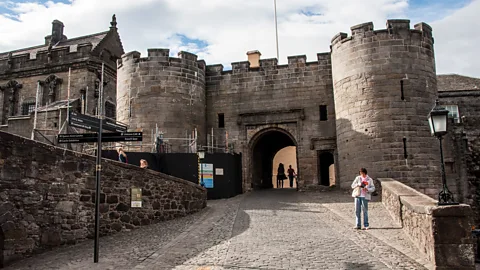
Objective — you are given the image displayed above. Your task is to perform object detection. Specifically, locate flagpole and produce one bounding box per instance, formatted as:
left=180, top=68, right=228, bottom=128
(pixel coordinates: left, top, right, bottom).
left=274, top=0, right=279, bottom=61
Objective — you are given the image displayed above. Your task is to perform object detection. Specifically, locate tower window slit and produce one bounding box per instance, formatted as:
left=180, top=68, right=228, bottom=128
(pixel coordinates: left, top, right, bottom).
left=400, top=80, right=405, bottom=101
left=218, top=113, right=225, bottom=128
left=319, top=105, right=327, bottom=121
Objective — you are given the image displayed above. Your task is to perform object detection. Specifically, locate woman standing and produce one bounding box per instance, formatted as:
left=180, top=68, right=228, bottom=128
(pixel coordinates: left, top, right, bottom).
left=277, top=163, right=287, bottom=188
left=351, top=168, right=375, bottom=230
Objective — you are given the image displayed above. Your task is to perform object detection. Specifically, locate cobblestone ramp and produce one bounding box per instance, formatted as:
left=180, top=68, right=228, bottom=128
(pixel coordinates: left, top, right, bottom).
left=5, top=189, right=433, bottom=270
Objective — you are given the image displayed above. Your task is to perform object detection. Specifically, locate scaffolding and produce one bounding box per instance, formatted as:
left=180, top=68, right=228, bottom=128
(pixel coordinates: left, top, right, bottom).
left=31, top=68, right=76, bottom=146
left=30, top=66, right=129, bottom=155
left=154, top=126, right=198, bottom=153
left=205, top=127, right=235, bottom=154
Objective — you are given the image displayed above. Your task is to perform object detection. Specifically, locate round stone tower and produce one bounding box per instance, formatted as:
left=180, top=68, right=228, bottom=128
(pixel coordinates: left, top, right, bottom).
left=117, top=49, right=206, bottom=152
left=331, top=20, right=440, bottom=196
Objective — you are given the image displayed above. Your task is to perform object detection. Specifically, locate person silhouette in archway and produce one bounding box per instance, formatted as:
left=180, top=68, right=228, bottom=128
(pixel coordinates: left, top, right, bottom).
left=287, top=165, right=296, bottom=188
left=277, top=163, right=287, bottom=188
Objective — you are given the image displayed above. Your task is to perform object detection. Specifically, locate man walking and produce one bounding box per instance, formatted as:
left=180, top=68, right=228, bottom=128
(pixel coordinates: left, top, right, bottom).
left=287, top=165, right=296, bottom=188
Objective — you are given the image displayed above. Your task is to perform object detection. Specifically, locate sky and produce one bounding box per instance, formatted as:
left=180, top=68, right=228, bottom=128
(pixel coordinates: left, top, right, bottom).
left=0, top=0, right=478, bottom=77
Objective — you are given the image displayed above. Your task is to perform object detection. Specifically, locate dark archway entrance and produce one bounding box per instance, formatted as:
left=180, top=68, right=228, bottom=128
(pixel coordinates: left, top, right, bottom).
left=251, top=129, right=296, bottom=189
left=272, top=146, right=297, bottom=188
left=318, top=151, right=334, bottom=186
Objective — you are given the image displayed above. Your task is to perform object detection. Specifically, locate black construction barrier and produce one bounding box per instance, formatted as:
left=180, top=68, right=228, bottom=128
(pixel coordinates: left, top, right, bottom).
left=102, top=151, right=242, bottom=200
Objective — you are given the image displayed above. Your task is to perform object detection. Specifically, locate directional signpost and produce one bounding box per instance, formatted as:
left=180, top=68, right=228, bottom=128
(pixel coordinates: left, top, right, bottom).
left=60, top=63, right=134, bottom=263
left=61, top=112, right=137, bottom=263
left=69, top=111, right=127, bottom=133
left=58, top=132, right=142, bottom=144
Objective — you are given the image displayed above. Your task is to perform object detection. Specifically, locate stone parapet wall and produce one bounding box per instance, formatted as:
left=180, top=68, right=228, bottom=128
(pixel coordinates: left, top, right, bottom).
left=0, top=44, right=93, bottom=74
left=0, top=131, right=207, bottom=266
left=379, top=178, right=475, bottom=269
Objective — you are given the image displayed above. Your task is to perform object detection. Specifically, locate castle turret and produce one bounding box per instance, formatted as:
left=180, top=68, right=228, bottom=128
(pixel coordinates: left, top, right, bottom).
left=117, top=49, right=206, bottom=151
left=331, top=20, right=440, bottom=196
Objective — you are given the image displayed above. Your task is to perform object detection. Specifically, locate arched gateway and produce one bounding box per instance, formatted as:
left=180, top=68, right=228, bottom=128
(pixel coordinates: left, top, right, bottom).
left=248, top=128, right=298, bottom=189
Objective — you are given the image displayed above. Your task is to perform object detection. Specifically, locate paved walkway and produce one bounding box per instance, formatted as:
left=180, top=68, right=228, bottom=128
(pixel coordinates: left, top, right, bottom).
left=5, top=189, right=438, bottom=270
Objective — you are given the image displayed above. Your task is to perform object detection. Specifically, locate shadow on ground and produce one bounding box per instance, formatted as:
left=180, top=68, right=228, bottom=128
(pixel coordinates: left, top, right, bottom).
left=4, top=188, right=426, bottom=270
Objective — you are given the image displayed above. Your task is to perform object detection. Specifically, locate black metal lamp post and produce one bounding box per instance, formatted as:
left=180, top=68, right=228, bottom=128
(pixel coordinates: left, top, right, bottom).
left=198, top=149, right=205, bottom=187
left=428, top=100, right=458, bottom=205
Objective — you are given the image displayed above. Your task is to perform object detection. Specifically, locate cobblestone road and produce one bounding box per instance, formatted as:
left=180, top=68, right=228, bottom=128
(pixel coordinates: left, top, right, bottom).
left=5, top=189, right=442, bottom=270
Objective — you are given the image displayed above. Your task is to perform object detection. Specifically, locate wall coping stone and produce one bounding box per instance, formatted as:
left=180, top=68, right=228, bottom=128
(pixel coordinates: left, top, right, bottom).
left=378, top=178, right=475, bottom=269
left=0, top=130, right=204, bottom=192
left=380, top=178, right=472, bottom=216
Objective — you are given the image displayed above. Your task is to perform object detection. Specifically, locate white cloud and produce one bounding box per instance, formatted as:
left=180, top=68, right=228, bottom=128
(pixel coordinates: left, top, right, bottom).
left=0, top=0, right=478, bottom=77
left=431, top=0, right=480, bottom=77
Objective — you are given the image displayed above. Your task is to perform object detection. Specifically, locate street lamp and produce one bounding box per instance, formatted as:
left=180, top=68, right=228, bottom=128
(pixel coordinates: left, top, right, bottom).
left=197, top=149, right=205, bottom=187
left=428, top=100, right=458, bottom=205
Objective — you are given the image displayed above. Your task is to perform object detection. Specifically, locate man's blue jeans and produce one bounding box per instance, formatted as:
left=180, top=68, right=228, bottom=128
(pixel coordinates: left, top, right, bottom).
left=355, top=197, right=369, bottom=228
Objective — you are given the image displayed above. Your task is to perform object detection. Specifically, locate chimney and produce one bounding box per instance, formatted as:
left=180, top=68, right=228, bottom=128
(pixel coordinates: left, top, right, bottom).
left=247, top=50, right=261, bottom=68
left=50, top=20, right=65, bottom=44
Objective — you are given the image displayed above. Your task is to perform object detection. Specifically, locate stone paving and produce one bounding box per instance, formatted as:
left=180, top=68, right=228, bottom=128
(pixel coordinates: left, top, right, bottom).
left=4, top=189, right=454, bottom=269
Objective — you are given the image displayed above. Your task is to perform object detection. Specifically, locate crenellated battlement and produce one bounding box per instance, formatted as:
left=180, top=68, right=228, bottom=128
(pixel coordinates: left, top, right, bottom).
left=205, top=52, right=331, bottom=74
left=0, top=43, right=94, bottom=73
left=331, top=19, right=433, bottom=48
left=119, top=48, right=206, bottom=72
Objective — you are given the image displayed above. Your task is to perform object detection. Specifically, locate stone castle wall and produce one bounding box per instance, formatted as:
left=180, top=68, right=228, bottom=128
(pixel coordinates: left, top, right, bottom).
left=331, top=20, right=440, bottom=196
left=0, top=131, right=207, bottom=266
left=115, top=19, right=479, bottom=199
left=0, top=44, right=93, bottom=73
left=440, top=91, right=480, bottom=207
left=205, top=54, right=335, bottom=188
left=117, top=49, right=206, bottom=151
left=465, top=118, right=480, bottom=227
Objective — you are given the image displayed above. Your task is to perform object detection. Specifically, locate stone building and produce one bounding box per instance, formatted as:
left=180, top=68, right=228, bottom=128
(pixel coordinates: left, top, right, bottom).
left=437, top=74, right=480, bottom=225
left=0, top=15, right=124, bottom=144
left=1, top=17, right=478, bottom=214
left=118, top=19, right=480, bottom=202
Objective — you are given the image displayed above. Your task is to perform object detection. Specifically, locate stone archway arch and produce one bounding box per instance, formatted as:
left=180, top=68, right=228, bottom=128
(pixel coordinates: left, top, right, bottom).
left=247, top=127, right=299, bottom=190
left=248, top=126, right=298, bottom=148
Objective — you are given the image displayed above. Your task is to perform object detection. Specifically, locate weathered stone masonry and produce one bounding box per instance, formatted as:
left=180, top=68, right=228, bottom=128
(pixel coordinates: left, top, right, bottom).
left=205, top=53, right=335, bottom=191
left=0, top=16, right=123, bottom=144
left=1, top=16, right=479, bottom=224
left=0, top=131, right=207, bottom=265
left=119, top=20, right=450, bottom=196
left=117, top=49, right=207, bottom=152
left=331, top=20, right=440, bottom=196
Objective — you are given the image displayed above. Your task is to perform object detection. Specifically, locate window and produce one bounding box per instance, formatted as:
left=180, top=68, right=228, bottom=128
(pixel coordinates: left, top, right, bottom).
left=400, top=80, right=405, bottom=100
left=21, top=101, right=36, bottom=115
left=444, top=105, right=460, bottom=123
left=218, top=113, right=225, bottom=128
left=105, top=101, right=116, bottom=119
left=319, top=105, right=327, bottom=121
